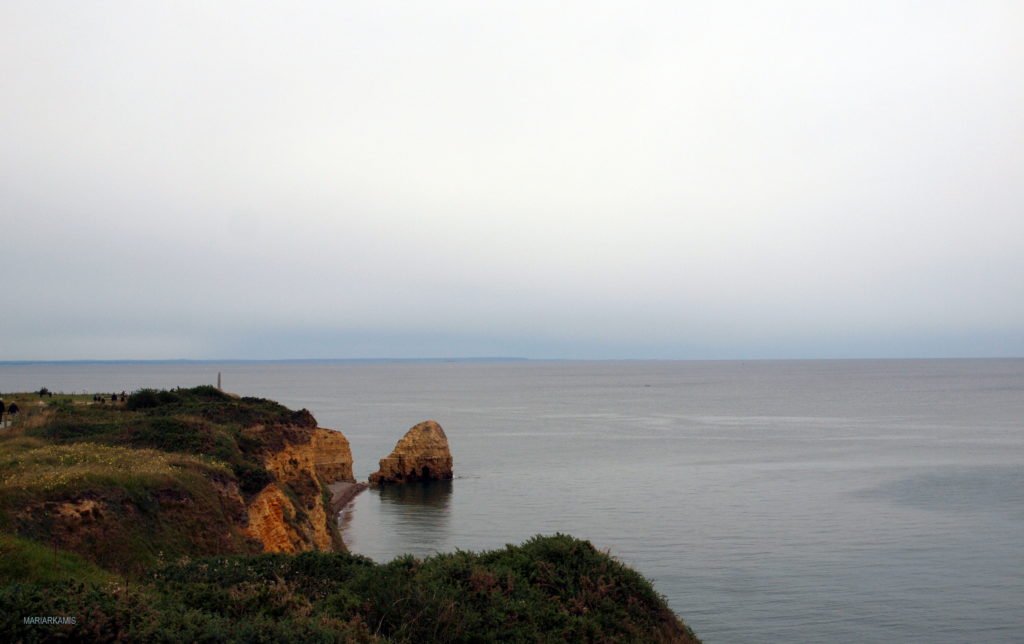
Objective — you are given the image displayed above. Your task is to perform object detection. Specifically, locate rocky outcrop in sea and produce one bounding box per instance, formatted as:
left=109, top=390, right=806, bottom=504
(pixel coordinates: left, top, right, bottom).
left=369, top=420, right=454, bottom=485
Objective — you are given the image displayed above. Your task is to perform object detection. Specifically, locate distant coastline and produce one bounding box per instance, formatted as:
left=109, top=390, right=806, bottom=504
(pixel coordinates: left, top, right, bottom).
left=0, top=357, right=531, bottom=365
left=3, top=356, right=1022, bottom=366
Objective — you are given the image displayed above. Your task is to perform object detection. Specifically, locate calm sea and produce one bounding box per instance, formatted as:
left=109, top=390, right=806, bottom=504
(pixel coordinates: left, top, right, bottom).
left=1, top=359, right=1022, bottom=642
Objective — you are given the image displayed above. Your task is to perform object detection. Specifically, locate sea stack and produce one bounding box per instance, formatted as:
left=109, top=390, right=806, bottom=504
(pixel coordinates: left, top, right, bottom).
left=369, top=420, right=453, bottom=486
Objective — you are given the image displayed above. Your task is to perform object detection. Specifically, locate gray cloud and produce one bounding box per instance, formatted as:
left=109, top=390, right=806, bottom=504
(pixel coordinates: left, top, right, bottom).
left=2, top=1, right=1022, bottom=359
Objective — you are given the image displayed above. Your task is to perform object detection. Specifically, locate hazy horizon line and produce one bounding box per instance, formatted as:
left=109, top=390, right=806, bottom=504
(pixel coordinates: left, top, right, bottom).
left=2, top=356, right=1021, bottom=366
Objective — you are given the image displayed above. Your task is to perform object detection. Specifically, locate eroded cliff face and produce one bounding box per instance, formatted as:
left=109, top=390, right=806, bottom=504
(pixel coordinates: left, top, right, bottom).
left=15, top=425, right=356, bottom=559
left=311, top=428, right=355, bottom=484
left=369, top=420, right=453, bottom=486
left=245, top=484, right=309, bottom=553
left=243, top=425, right=355, bottom=553
left=15, top=472, right=257, bottom=572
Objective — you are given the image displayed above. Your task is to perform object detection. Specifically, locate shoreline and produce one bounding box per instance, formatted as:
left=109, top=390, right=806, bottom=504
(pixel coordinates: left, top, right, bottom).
left=328, top=481, right=367, bottom=515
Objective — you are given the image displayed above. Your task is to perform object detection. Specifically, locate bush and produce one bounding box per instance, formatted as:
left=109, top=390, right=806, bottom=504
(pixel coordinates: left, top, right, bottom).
left=234, top=462, right=274, bottom=494
left=126, top=389, right=174, bottom=410
left=137, top=535, right=699, bottom=642
left=187, top=385, right=232, bottom=402
left=129, top=417, right=208, bottom=453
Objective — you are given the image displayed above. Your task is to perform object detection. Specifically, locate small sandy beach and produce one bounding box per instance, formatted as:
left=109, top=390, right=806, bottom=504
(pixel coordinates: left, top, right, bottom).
left=328, top=481, right=367, bottom=514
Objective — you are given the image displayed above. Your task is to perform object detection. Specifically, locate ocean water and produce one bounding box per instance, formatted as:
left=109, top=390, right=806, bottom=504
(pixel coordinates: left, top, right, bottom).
left=1, top=359, right=1022, bottom=642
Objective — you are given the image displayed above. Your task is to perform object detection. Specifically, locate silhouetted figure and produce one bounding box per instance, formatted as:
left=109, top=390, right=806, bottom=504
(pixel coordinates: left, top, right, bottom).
left=7, top=403, right=19, bottom=416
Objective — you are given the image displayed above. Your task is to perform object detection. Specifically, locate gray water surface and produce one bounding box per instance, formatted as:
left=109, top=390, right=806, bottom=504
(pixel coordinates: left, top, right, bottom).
left=2, top=359, right=1022, bottom=642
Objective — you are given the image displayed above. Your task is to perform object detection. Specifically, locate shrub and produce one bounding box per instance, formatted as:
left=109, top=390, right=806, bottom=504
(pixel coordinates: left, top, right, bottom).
left=127, top=389, right=164, bottom=410
left=233, top=462, right=274, bottom=494
left=138, top=535, right=699, bottom=643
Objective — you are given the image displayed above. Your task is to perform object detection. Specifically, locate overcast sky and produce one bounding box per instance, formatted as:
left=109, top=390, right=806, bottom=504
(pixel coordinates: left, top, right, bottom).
left=1, top=1, right=1022, bottom=360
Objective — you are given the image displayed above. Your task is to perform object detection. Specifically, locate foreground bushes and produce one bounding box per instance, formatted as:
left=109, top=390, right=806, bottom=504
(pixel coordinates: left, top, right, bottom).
left=1, top=535, right=699, bottom=643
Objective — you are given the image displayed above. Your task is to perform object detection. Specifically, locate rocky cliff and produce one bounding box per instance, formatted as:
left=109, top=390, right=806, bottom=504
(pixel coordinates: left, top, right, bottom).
left=0, top=387, right=357, bottom=572
left=244, top=425, right=355, bottom=552
left=369, top=420, right=453, bottom=485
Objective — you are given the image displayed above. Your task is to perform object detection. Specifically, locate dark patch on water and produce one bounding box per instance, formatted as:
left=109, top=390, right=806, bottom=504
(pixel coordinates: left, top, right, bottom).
left=858, top=465, right=1024, bottom=519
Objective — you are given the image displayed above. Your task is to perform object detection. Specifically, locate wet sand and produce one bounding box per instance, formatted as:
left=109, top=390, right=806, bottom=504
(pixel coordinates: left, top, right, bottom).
left=328, top=481, right=367, bottom=514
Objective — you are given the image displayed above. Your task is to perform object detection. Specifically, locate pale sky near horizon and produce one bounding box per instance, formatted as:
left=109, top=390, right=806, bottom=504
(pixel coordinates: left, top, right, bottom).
left=1, top=1, right=1022, bottom=360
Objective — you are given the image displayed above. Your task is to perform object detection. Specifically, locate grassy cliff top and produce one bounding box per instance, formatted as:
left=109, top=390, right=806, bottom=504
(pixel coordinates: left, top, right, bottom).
left=6, top=386, right=316, bottom=497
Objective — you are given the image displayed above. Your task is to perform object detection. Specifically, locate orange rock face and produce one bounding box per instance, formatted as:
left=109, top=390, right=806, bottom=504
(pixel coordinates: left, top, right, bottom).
left=369, top=420, right=453, bottom=486
left=245, top=484, right=307, bottom=553
left=257, top=427, right=354, bottom=486
left=243, top=425, right=355, bottom=552
left=311, top=429, right=355, bottom=484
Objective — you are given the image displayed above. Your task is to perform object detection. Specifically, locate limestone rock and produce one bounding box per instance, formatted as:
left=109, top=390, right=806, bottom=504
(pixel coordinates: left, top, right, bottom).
left=243, top=425, right=355, bottom=552
left=245, top=484, right=307, bottom=553
left=369, top=420, right=453, bottom=486
left=311, top=429, right=355, bottom=484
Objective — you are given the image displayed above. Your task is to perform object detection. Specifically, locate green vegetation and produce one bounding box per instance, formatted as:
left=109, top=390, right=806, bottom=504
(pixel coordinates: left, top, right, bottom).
left=17, top=386, right=312, bottom=496
left=0, top=440, right=230, bottom=497
left=1, top=535, right=697, bottom=642
left=0, top=386, right=699, bottom=642
left=0, top=386, right=324, bottom=573
left=125, top=385, right=316, bottom=428
left=0, top=436, right=254, bottom=573
left=0, top=533, right=114, bottom=586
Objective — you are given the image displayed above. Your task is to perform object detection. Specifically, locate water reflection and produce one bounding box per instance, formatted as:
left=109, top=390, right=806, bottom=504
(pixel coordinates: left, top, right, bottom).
left=378, top=479, right=453, bottom=508
left=341, top=480, right=453, bottom=561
